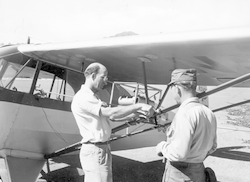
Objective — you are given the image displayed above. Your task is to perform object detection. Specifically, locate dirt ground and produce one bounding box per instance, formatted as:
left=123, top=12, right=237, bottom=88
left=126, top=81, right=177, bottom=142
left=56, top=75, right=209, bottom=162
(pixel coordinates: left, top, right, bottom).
left=34, top=109, right=250, bottom=182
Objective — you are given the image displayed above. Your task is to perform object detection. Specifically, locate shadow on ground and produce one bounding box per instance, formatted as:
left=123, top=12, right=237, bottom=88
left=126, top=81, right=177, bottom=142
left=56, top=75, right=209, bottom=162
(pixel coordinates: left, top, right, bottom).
left=40, top=154, right=83, bottom=182
left=39, top=146, right=250, bottom=181
left=211, top=146, right=250, bottom=161
left=39, top=154, right=165, bottom=182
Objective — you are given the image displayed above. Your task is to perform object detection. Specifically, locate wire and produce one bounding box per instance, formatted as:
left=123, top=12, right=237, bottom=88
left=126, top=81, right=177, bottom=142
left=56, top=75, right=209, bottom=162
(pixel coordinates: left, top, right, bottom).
left=39, top=102, right=67, bottom=143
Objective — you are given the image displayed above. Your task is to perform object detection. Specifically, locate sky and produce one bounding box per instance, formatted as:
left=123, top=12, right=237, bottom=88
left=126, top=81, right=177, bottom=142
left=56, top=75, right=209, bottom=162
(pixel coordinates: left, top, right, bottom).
left=1, top=0, right=250, bottom=44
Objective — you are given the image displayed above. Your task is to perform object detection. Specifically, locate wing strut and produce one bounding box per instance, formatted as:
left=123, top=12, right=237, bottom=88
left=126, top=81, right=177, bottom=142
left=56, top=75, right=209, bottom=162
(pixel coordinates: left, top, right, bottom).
left=5, top=58, right=33, bottom=89
left=156, top=85, right=170, bottom=109
left=141, top=61, right=149, bottom=104
left=212, top=99, right=250, bottom=113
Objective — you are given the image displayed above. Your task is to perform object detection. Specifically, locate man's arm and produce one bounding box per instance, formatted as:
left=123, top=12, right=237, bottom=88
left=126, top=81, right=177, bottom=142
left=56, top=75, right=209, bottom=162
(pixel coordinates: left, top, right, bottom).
left=109, top=112, right=148, bottom=122
left=100, top=103, right=154, bottom=121
left=207, top=115, right=217, bottom=156
left=207, top=128, right=217, bottom=155
left=207, top=135, right=217, bottom=156
left=156, top=113, right=194, bottom=161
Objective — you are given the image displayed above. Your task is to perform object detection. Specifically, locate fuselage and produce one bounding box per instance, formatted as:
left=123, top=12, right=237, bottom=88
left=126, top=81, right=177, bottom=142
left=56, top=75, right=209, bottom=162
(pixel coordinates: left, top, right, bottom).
left=0, top=45, right=83, bottom=159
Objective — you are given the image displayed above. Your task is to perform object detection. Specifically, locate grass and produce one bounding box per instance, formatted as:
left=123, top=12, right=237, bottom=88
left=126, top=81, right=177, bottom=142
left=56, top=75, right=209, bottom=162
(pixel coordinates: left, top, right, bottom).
left=226, top=104, right=250, bottom=128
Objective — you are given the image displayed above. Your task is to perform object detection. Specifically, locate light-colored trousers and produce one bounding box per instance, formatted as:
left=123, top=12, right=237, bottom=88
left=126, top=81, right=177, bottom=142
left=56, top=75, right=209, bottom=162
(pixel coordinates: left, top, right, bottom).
left=80, top=143, right=113, bottom=182
left=162, top=160, right=206, bottom=182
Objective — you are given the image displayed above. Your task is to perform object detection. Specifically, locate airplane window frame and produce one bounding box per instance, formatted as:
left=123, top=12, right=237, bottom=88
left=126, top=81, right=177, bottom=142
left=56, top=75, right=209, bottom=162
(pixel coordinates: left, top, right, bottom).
left=0, top=57, right=75, bottom=102
left=0, top=59, right=9, bottom=87
left=0, top=58, right=35, bottom=92
left=33, top=61, right=74, bottom=102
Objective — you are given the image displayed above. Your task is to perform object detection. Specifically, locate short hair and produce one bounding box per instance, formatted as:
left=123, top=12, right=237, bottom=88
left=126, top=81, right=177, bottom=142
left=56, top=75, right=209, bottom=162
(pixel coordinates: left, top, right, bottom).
left=84, top=64, right=100, bottom=77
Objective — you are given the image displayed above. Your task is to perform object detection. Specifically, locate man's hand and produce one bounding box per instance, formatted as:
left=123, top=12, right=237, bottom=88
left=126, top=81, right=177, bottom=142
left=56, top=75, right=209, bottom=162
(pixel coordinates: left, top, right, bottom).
left=140, top=104, right=155, bottom=117
left=156, top=141, right=167, bottom=157
left=101, top=101, right=109, bottom=107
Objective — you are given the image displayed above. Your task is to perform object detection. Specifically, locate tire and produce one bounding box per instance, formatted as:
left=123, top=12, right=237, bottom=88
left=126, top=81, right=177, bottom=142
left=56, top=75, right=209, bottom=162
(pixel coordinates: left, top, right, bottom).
left=205, top=167, right=217, bottom=182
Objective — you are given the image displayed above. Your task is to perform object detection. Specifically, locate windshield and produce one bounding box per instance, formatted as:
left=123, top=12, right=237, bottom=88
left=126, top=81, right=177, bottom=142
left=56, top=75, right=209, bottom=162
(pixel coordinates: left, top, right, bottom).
left=0, top=56, right=76, bottom=102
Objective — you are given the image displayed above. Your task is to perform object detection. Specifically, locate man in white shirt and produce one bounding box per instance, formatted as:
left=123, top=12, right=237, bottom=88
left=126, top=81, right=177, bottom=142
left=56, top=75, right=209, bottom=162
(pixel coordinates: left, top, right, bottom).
left=71, top=62, right=154, bottom=182
left=156, top=69, right=217, bottom=182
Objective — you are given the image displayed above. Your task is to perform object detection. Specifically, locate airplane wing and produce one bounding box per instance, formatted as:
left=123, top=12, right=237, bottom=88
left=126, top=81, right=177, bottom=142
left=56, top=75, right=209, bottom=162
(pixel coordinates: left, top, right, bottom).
left=18, top=26, right=250, bottom=87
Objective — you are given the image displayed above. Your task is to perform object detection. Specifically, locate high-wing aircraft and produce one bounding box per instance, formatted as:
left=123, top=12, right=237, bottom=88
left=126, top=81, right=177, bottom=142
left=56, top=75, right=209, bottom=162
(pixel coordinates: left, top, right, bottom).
left=1, top=26, right=250, bottom=182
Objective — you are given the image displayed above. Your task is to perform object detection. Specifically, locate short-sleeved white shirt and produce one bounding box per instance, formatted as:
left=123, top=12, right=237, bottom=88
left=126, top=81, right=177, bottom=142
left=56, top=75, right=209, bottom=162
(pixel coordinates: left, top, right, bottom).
left=71, top=85, right=111, bottom=143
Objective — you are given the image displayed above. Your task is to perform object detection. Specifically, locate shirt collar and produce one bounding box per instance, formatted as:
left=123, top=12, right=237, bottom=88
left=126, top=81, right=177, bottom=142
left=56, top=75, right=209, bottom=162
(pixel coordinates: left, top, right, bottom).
left=81, top=85, right=95, bottom=96
left=179, top=97, right=200, bottom=109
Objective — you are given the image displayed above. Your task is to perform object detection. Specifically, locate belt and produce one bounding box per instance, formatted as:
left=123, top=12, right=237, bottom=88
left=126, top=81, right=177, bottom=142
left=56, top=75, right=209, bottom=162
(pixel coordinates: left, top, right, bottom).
left=83, top=141, right=110, bottom=145
left=169, top=161, right=203, bottom=168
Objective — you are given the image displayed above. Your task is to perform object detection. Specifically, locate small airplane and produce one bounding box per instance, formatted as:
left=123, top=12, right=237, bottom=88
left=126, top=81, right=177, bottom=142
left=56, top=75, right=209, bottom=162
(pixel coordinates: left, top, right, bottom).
left=1, top=25, right=250, bottom=182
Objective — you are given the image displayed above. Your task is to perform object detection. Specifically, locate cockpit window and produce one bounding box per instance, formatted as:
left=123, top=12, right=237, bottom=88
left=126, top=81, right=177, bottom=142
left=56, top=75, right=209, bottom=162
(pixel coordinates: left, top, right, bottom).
left=35, top=63, right=75, bottom=101
left=0, top=57, right=75, bottom=102
left=0, top=60, right=34, bottom=92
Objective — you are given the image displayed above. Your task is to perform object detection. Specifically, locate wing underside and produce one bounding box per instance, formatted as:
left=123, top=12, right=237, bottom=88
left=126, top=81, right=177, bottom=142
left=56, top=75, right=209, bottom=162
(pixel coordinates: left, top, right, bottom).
left=18, top=26, right=250, bottom=87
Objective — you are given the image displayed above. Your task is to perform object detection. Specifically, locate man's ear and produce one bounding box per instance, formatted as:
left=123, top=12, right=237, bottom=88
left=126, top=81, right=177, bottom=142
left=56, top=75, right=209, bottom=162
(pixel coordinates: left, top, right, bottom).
left=177, top=86, right=182, bottom=98
left=91, top=73, right=96, bottom=80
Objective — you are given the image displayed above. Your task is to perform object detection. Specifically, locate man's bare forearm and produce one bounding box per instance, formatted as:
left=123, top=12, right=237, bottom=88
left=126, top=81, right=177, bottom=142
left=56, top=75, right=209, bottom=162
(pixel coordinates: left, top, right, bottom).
left=109, top=104, right=144, bottom=120
left=101, top=103, right=148, bottom=119
left=110, top=111, right=148, bottom=122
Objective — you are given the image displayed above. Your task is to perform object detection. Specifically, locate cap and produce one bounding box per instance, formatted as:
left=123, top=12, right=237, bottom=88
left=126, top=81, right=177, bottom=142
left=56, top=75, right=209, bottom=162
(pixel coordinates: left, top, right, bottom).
left=168, top=69, right=197, bottom=85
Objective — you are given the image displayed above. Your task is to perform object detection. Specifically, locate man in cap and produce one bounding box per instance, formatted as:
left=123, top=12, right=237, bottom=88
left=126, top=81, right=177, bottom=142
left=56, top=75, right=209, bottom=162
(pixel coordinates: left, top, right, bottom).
left=156, top=69, right=217, bottom=182
left=71, top=62, right=154, bottom=182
